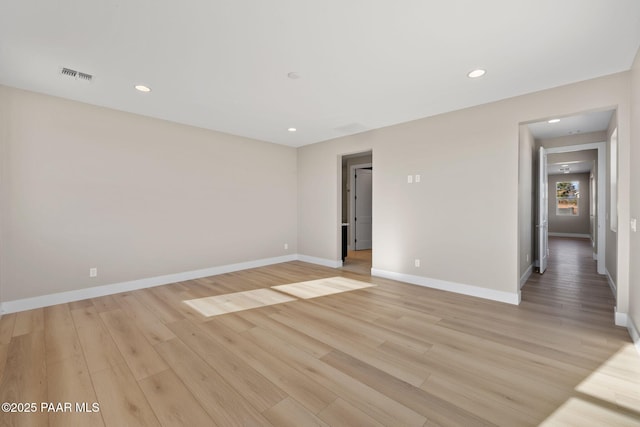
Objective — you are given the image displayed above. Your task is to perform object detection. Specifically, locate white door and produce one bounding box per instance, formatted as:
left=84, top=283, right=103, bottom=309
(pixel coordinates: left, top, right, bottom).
left=538, top=147, right=549, bottom=274
left=354, top=168, right=372, bottom=250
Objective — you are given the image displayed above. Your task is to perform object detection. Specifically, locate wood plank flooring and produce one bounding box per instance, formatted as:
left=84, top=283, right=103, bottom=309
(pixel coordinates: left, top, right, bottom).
left=1, top=237, right=639, bottom=426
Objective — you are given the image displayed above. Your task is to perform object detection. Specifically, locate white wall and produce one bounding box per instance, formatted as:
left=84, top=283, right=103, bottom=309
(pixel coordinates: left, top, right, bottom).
left=629, top=47, right=640, bottom=341
left=298, top=72, right=632, bottom=306
left=0, top=86, right=298, bottom=302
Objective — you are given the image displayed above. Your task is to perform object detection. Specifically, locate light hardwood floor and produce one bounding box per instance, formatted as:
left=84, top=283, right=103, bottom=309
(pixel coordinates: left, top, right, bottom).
left=340, top=249, right=372, bottom=275
left=0, top=238, right=639, bottom=426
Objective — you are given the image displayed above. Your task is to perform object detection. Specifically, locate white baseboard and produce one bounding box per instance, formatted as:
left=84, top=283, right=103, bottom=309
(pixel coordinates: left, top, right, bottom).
left=606, top=269, right=617, bottom=299
left=548, top=232, right=591, bottom=239
left=0, top=254, right=298, bottom=314
left=296, top=255, right=343, bottom=269
left=627, top=315, right=640, bottom=356
left=520, top=265, right=533, bottom=289
left=616, top=310, right=640, bottom=356
left=371, top=269, right=520, bottom=305
left=615, top=307, right=628, bottom=327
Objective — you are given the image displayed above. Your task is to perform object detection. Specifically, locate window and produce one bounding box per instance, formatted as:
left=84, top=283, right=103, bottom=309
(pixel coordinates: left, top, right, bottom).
left=556, top=181, right=579, bottom=216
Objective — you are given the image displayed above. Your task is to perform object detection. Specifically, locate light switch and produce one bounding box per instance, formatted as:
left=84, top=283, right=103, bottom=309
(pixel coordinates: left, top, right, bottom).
left=407, top=175, right=413, bottom=184
left=631, top=218, right=637, bottom=232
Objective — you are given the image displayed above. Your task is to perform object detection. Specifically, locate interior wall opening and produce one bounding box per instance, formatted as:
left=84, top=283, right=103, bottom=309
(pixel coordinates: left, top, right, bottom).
left=340, top=151, right=372, bottom=275
left=520, top=108, right=616, bottom=310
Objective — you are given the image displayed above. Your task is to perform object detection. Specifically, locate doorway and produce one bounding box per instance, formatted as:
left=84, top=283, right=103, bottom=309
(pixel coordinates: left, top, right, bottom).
left=353, top=167, right=372, bottom=250
left=522, top=109, right=615, bottom=312
left=539, top=143, right=606, bottom=275
left=340, top=151, right=372, bottom=275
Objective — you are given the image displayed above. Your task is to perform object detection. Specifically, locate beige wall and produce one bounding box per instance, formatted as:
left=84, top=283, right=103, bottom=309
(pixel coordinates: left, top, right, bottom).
left=548, top=173, right=591, bottom=235
left=606, top=111, right=619, bottom=286
left=0, top=86, right=298, bottom=301
left=629, top=47, right=640, bottom=333
left=298, top=72, right=632, bottom=302
left=518, top=125, right=534, bottom=279
left=1, top=64, right=637, bottom=317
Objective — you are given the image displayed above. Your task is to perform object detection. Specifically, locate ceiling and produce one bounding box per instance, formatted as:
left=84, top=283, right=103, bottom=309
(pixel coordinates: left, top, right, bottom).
left=548, top=160, right=593, bottom=176
left=527, top=110, right=614, bottom=140
left=529, top=108, right=612, bottom=176
left=1, top=1, right=639, bottom=147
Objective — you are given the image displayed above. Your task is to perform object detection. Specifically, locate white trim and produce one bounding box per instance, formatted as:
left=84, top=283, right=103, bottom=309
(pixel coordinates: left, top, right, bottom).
left=626, top=314, right=640, bottom=356
left=606, top=268, right=617, bottom=298
left=0, top=255, right=297, bottom=314
left=614, top=307, right=627, bottom=327
left=297, top=255, right=343, bottom=269
left=613, top=310, right=640, bottom=357
left=548, top=232, right=591, bottom=239
left=520, top=264, right=533, bottom=289
left=615, top=307, right=628, bottom=327
left=371, top=269, right=520, bottom=305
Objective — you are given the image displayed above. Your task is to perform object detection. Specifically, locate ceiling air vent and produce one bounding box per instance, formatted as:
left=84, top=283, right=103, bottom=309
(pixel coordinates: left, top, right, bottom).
left=61, top=68, right=77, bottom=77
left=77, top=72, right=92, bottom=81
left=60, top=67, right=93, bottom=82
left=334, top=122, right=368, bottom=134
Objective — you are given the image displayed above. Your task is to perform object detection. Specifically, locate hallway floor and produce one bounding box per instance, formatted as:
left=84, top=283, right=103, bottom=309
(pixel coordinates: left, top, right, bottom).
left=522, top=237, right=616, bottom=325
left=520, top=236, right=640, bottom=425
left=340, top=249, right=372, bottom=275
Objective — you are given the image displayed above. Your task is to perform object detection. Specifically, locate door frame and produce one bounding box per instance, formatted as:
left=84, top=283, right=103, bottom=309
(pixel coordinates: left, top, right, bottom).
left=349, top=162, right=372, bottom=249
left=544, top=142, right=606, bottom=274
left=538, top=147, right=549, bottom=274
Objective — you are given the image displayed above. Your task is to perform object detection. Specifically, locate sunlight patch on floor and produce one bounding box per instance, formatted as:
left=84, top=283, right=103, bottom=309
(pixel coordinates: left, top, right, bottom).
left=183, top=277, right=374, bottom=317
left=272, top=276, right=375, bottom=299
left=184, top=288, right=296, bottom=317
left=540, top=343, right=640, bottom=426
left=574, top=344, right=640, bottom=413
left=539, top=396, right=639, bottom=426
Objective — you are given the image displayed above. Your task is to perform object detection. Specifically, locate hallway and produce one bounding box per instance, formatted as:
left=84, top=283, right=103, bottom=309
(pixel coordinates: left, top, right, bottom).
left=522, top=237, right=616, bottom=326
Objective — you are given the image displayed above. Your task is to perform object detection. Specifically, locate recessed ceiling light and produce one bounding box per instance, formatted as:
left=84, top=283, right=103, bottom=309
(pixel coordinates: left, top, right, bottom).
left=467, top=69, right=486, bottom=78
left=548, top=118, right=561, bottom=123
left=288, top=127, right=297, bottom=132
left=135, top=84, right=151, bottom=93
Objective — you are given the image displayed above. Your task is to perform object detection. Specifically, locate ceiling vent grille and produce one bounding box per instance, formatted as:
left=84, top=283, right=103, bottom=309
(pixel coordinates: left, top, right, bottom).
left=60, top=67, right=93, bottom=82
left=61, top=68, right=77, bottom=77
left=77, top=72, right=92, bottom=81
left=333, top=122, right=368, bottom=134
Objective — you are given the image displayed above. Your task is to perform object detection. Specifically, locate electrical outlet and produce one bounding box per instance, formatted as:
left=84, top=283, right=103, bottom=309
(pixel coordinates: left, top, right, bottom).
left=631, top=218, right=637, bottom=232
left=415, top=174, right=421, bottom=183
left=89, top=268, right=97, bottom=278
left=407, top=175, right=413, bottom=184
left=284, top=243, right=289, bottom=250
left=414, top=259, right=420, bottom=267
